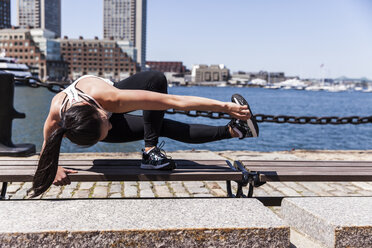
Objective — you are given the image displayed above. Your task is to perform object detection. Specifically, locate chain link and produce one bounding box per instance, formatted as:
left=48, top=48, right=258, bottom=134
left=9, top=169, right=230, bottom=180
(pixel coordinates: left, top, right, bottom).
left=16, top=77, right=372, bottom=125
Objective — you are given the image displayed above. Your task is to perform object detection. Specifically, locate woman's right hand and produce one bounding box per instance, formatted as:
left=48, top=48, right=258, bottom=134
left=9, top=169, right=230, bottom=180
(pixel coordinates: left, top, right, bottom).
left=226, top=102, right=251, bottom=121
left=53, top=166, right=78, bottom=186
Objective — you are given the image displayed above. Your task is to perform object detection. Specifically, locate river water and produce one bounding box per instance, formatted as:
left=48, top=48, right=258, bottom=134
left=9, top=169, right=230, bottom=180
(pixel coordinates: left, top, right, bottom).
left=11, top=86, right=372, bottom=153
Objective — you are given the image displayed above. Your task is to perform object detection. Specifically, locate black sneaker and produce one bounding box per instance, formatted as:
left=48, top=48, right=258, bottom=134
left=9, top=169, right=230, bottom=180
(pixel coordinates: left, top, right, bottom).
left=140, top=141, right=177, bottom=170
left=229, top=94, right=259, bottom=138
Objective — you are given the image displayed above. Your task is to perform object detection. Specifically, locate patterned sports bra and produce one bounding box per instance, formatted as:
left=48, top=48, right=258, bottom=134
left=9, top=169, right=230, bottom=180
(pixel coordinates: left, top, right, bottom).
left=59, top=75, right=114, bottom=118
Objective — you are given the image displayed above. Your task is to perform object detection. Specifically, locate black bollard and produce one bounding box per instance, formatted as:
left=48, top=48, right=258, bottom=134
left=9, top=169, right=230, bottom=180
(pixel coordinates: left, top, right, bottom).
left=0, top=72, right=36, bottom=156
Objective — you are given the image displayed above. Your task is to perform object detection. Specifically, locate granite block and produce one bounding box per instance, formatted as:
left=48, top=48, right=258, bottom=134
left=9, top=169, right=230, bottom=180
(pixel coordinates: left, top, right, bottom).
left=0, top=199, right=289, bottom=247
left=282, top=197, right=372, bottom=248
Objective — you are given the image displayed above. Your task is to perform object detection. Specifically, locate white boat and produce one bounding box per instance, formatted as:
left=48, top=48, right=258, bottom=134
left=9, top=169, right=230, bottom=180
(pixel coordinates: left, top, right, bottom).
left=0, top=51, right=32, bottom=78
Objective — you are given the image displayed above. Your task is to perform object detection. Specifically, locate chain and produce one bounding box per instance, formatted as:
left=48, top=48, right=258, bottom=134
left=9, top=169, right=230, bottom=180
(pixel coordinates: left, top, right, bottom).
left=165, top=110, right=372, bottom=125
left=16, top=77, right=372, bottom=125
left=15, top=76, right=66, bottom=93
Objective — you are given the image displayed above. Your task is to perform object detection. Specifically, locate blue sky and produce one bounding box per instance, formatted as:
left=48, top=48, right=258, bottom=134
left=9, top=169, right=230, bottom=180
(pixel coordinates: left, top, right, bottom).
left=11, top=0, right=372, bottom=79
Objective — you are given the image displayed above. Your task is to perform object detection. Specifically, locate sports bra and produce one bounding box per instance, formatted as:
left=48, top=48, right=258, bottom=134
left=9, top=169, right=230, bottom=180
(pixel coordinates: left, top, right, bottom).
left=59, top=75, right=114, bottom=118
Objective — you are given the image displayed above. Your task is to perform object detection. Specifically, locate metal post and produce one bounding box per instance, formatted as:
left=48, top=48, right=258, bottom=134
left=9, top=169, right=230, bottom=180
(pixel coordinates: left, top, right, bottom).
left=1, top=182, right=8, bottom=200
left=0, top=72, right=35, bottom=156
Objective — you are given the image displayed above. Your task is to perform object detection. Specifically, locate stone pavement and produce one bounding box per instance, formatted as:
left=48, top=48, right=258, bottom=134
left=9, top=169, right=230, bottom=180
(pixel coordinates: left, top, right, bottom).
left=2, top=149, right=372, bottom=247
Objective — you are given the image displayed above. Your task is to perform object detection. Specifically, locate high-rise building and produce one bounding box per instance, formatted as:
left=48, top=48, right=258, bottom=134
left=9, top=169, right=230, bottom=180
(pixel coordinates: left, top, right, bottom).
left=103, top=0, right=146, bottom=70
left=16, top=0, right=61, bottom=37
left=0, top=0, right=11, bottom=29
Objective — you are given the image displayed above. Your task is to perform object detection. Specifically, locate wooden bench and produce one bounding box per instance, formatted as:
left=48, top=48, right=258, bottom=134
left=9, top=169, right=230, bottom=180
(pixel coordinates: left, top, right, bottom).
left=238, top=160, right=372, bottom=201
left=0, top=159, right=249, bottom=199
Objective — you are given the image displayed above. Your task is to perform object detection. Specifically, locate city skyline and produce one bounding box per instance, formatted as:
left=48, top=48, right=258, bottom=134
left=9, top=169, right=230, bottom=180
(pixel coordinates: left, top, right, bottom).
left=9, top=0, right=372, bottom=79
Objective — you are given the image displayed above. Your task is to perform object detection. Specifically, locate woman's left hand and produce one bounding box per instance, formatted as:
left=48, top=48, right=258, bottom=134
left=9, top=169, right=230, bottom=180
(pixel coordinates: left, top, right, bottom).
left=226, top=102, right=251, bottom=120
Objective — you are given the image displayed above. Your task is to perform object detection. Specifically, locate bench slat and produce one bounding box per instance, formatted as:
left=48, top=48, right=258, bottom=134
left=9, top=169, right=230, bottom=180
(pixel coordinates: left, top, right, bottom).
left=240, top=160, right=372, bottom=182
left=259, top=172, right=372, bottom=182
left=0, top=169, right=242, bottom=182
left=0, top=159, right=243, bottom=182
left=0, top=159, right=229, bottom=167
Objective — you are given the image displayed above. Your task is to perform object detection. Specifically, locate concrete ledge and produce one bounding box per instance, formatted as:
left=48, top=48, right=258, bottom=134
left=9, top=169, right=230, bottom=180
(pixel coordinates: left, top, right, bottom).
left=281, top=197, right=372, bottom=248
left=0, top=199, right=289, bottom=247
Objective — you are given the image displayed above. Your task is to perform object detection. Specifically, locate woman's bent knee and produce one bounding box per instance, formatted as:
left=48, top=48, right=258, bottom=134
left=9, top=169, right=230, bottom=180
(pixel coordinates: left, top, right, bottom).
left=148, top=71, right=168, bottom=93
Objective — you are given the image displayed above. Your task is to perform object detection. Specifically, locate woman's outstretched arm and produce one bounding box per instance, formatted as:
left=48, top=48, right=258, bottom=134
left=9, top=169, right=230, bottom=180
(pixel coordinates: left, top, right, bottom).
left=104, top=90, right=251, bottom=120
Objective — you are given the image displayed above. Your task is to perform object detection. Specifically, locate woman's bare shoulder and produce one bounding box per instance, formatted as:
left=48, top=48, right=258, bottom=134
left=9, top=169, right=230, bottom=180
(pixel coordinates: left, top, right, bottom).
left=48, top=92, right=65, bottom=120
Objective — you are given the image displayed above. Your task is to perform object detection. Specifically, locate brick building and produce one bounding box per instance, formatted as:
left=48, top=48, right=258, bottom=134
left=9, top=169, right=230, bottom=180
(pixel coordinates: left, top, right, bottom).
left=59, top=36, right=139, bottom=81
left=0, top=28, right=68, bottom=80
left=146, top=61, right=186, bottom=73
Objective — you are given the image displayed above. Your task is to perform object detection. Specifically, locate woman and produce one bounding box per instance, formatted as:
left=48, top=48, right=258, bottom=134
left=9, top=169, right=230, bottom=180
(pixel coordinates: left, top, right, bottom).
left=31, top=71, right=259, bottom=197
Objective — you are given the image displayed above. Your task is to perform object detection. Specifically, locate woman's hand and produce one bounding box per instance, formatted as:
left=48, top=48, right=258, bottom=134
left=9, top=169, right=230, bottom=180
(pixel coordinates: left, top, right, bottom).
left=226, top=102, right=251, bottom=120
left=53, top=166, right=78, bottom=186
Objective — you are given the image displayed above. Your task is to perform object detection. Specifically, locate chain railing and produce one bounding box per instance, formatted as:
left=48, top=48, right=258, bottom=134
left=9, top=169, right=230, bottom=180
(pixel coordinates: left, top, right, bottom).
left=165, top=110, right=372, bottom=125
left=15, top=77, right=372, bottom=125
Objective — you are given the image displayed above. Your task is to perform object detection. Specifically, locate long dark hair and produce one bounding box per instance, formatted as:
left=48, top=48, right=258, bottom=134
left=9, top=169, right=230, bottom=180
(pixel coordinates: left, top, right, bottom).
left=31, top=104, right=102, bottom=197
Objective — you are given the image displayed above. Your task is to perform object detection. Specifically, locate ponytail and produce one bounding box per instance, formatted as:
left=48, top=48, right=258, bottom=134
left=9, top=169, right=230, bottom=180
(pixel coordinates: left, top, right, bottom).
left=31, top=127, right=66, bottom=198
left=31, top=104, right=102, bottom=197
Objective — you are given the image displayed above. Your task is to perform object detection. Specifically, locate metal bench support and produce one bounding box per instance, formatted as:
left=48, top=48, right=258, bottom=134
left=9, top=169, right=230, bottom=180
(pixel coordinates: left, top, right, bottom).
left=1, top=182, right=7, bottom=200
left=225, top=161, right=249, bottom=198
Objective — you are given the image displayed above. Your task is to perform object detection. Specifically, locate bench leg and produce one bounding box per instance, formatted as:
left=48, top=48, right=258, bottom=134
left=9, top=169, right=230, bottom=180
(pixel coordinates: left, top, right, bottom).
left=1, top=182, right=8, bottom=200
left=247, top=182, right=254, bottom=198
left=226, top=181, right=233, bottom=197
left=226, top=181, right=245, bottom=198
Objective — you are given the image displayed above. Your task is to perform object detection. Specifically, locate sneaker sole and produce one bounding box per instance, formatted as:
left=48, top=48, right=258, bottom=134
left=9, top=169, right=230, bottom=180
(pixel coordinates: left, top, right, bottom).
left=232, top=94, right=259, bottom=137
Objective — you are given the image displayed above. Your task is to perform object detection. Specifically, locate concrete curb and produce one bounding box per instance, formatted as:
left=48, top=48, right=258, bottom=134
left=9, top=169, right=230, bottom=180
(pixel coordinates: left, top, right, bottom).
left=0, top=199, right=289, bottom=247
left=281, top=197, right=372, bottom=247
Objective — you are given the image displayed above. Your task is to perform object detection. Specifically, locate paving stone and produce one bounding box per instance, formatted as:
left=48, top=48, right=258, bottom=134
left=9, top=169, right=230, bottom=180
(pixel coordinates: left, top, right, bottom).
left=95, top=182, right=109, bottom=187
left=356, top=190, right=372, bottom=196
left=193, top=193, right=214, bottom=197
left=174, top=192, right=190, bottom=197
left=71, top=190, right=90, bottom=199
left=271, top=182, right=303, bottom=196
left=42, top=186, right=61, bottom=199
left=262, top=183, right=285, bottom=197
left=139, top=182, right=155, bottom=197
left=10, top=182, right=32, bottom=199
left=4, top=184, right=21, bottom=194
left=297, top=182, right=334, bottom=196
left=153, top=185, right=173, bottom=197
left=140, top=189, right=155, bottom=198
left=59, top=188, right=75, bottom=198
left=251, top=187, right=269, bottom=197
left=168, top=182, right=186, bottom=194
left=109, top=193, right=122, bottom=198
left=183, top=181, right=210, bottom=195
left=0, top=199, right=289, bottom=247
left=152, top=181, right=166, bottom=186
left=79, top=182, right=95, bottom=190
left=282, top=197, right=372, bottom=248
left=281, top=182, right=318, bottom=196
left=124, top=182, right=138, bottom=198
left=58, top=182, right=79, bottom=199
left=139, top=182, right=152, bottom=190
left=110, top=182, right=122, bottom=194
left=352, top=182, right=372, bottom=191
left=91, top=186, right=108, bottom=198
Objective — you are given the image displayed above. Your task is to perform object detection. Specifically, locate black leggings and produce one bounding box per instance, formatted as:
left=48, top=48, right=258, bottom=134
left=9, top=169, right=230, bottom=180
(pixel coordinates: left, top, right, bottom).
left=102, top=71, right=231, bottom=147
